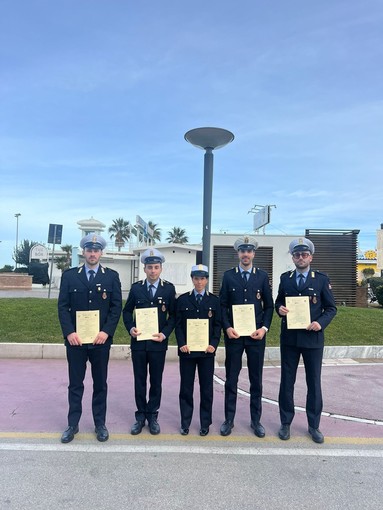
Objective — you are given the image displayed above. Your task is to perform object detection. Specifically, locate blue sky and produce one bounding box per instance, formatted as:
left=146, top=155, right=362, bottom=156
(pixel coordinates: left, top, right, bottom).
left=1, top=0, right=382, bottom=267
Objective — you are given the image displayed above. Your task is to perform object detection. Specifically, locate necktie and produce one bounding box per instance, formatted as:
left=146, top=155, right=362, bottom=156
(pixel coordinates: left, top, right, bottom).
left=298, top=273, right=305, bottom=289
left=88, top=270, right=95, bottom=282
left=149, top=284, right=155, bottom=299
left=196, top=293, right=202, bottom=305
left=242, top=271, right=249, bottom=282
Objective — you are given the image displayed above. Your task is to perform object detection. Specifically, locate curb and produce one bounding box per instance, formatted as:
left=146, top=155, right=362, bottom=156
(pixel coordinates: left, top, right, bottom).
left=0, top=343, right=382, bottom=361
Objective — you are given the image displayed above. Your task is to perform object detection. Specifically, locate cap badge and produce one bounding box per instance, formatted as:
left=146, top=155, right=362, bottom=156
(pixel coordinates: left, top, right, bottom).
left=244, top=236, right=249, bottom=243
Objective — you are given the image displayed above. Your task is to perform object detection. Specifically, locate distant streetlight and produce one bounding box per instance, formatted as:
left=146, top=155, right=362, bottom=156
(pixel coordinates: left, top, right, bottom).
left=184, top=127, right=234, bottom=268
left=14, top=213, right=21, bottom=269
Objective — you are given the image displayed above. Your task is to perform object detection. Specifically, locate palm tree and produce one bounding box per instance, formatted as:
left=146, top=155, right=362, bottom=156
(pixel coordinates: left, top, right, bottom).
left=166, top=226, right=189, bottom=244
left=55, top=244, right=73, bottom=273
left=148, top=220, right=161, bottom=243
left=108, top=218, right=131, bottom=251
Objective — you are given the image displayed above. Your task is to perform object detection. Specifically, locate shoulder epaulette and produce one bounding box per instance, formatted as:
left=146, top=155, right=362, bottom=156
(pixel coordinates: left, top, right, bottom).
left=312, top=269, right=328, bottom=278
left=281, top=270, right=294, bottom=278
left=103, top=266, right=119, bottom=275
left=161, top=279, right=174, bottom=286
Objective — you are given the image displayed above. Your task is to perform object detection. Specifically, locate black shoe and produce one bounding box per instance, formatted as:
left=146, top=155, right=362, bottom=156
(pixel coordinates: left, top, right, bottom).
left=308, top=427, right=324, bottom=444
left=95, top=425, right=109, bottom=442
left=148, top=419, right=160, bottom=435
left=220, top=420, right=234, bottom=436
left=180, top=427, right=189, bottom=436
left=251, top=421, right=265, bottom=438
left=199, top=427, right=209, bottom=437
left=131, top=420, right=145, bottom=435
left=278, top=424, right=290, bottom=441
left=61, top=425, right=79, bottom=444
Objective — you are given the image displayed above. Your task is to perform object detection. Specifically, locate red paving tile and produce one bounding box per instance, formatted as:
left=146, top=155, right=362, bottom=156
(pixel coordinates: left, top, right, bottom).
left=1, top=358, right=382, bottom=439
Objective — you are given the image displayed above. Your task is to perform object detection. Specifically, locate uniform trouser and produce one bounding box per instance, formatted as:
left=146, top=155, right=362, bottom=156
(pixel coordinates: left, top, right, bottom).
left=278, top=344, right=324, bottom=429
left=224, top=340, right=265, bottom=423
left=132, top=350, right=166, bottom=422
left=179, top=356, right=215, bottom=429
left=66, top=343, right=110, bottom=428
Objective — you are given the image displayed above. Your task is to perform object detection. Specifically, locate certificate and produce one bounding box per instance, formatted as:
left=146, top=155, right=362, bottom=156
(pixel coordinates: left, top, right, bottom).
left=187, top=319, right=209, bottom=351
left=76, top=310, right=99, bottom=344
left=285, top=296, right=311, bottom=329
left=232, top=304, right=256, bottom=336
left=135, top=307, right=159, bottom=341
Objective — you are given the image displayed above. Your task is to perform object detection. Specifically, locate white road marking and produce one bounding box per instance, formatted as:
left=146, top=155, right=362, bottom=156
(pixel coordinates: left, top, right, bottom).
left=213, top=374, right=383, bottom=426
left=1, top=442, right=383, bottom=457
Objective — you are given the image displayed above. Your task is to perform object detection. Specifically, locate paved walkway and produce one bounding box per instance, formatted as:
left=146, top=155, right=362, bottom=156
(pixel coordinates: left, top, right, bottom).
left=1, top=357, right=382, bottom=441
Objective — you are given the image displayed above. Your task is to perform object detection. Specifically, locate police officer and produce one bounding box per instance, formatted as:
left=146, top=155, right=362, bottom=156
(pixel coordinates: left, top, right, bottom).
left=58, top=234, right=122, bottom=443
left=219, top=237, right=274, bottom=437
left=175, top=265, right=221, bottom=436
left=275, top=238, right=337, bottom=443
left=123, top=248, right=176, bottom=435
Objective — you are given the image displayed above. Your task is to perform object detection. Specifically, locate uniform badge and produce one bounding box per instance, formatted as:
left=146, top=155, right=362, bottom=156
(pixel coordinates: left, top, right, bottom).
left=162, top=304, right=166, bottom=312
left=313, top=296, right=317, bottom=304
left=208, top=310, right=212, bottom=318
left=102, top=292, right=107, bottom=299
left=256, top=291, right=261, bottom=300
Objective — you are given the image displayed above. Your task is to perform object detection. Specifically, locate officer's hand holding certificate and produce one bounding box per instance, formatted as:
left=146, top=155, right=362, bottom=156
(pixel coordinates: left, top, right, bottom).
left=186, top=319, right=209, bottom=351
left=76, top=310, right=100, bottom=344
left=135, top=307, right=159, bottom=340
left=285, top=296, right=311, bottom=329
left=232, top=304, right=256, bottom=336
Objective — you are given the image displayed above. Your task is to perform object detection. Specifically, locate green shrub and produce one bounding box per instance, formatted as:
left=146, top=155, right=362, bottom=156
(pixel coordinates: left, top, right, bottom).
left=369, top=277, right=383, bottom=294
left=376, top=285, right=383, bottom=306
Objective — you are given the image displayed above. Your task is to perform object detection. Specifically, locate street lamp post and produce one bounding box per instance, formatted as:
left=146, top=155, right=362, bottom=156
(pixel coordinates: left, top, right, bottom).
left=14, top=213, right=21, bottom=269
left=184, top=127, right=234, bottom=268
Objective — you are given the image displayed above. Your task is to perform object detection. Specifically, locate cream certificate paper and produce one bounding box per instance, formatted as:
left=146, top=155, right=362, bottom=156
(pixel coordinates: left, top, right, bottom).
left=135, top=307, right=159, bottom=341
left=187, top=319, right=209, bottom=351
left=285, top=296, right=311, bottom=329
left=232, top=304, right=256, bottom=336
left=76, top=310, right=99, bottom=344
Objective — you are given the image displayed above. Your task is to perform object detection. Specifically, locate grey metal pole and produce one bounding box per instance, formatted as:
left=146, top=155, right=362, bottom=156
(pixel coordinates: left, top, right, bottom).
left=202, top=147, right=214, bottom=267
left=14, top=213, right=21, bottom=269
left=48, top=224, right=57, bottom=299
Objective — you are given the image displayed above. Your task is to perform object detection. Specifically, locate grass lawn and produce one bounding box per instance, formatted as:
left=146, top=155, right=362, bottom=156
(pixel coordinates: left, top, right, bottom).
left=0, top=298, right=382, bottom=346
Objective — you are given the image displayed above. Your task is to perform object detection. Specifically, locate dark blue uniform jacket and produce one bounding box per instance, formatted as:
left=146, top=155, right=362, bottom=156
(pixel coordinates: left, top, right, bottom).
left=175, top=290, right=221, bottom=358
left=58, top=264, right=122, bottom=347
left=123, top=279, right=176, bottom=352
left=220, top=266, right=274, bottom=344
left=275, top=269, right=337, bottom=348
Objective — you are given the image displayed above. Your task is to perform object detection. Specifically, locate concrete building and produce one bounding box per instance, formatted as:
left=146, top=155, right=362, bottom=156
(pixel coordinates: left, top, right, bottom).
left=41, top=217, right=363, bottom=306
